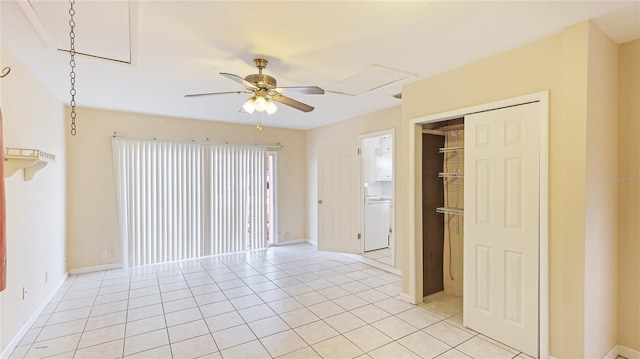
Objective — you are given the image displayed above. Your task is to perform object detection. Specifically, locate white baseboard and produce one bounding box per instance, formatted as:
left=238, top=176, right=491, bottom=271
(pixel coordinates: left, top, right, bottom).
left=548, top=345, right=639, bottom=359
left=68, top=263, right=122, bottom=275
left=619, top=345, right=640, bottom=359
left=604, top=345, right=619, bottom=359
left=306, top=239, right=318, bottom=246
left=1, top=272, right=69, bottom=359
left=275, top=239, right=309, bottom=246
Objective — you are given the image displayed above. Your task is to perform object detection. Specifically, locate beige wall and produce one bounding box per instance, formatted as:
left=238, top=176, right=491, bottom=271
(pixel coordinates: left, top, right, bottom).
left=0, top=44, right=67, bottom=354
left=66, top=108, right=307, bottom=269
left=618, top=39, right=640, bottom=352
left=584, top=23, right=619, bottom=358
left=400, top=21, right=629, bottom=358
left=401, top=30, right=570, bottom=356
left=306, top=106, right=401, bottom=266
left=559, top=22, right=589, bottom=358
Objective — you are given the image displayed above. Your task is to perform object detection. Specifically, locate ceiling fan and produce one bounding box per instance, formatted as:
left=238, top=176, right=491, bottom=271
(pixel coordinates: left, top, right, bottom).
left=185, top=58, right=324, bottom=114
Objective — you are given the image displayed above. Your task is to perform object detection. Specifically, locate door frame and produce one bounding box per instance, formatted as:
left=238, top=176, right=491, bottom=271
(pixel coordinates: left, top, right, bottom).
left=357, top=129, right=395, bottom=263
left=407, top=91, right=549, bottom=358
left=267, top=151, right=278, bottom=246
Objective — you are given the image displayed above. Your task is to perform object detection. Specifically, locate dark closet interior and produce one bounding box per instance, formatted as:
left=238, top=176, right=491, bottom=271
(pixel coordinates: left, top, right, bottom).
left=422, top=133, right=445, bottom=297
left=422, top=118, right=465, bottom=298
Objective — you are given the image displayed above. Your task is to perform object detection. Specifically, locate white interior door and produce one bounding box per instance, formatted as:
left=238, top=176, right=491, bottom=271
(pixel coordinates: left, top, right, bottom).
left=463, top=102, right=540, bottom=357
left=318, top=143, right=359, bottom=253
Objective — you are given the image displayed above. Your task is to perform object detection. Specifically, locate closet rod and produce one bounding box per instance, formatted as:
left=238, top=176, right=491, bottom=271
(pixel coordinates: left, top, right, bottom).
left=111, top=135, right=283, bottom=150
left=435, top=123, right=464, bottom=132
left=422, top=129, right=445, bottom=136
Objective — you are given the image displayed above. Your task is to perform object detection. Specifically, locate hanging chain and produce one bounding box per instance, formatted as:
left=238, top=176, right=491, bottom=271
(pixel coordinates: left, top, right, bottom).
left=69, top=0, right=77, bottom=136
left=256, top=113, right=263, bottom=132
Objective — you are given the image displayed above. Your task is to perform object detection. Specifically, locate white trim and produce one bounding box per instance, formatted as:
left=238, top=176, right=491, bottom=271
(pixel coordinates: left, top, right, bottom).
left=603, top=345, right=619, bottom=359
left=275, top=238, right=309, bottom=246
left=306, top=239, right=318, bottom=246
left=538, top=92, right=550, bottom=359
left=68, top=263, right=122, bottom=275
left=407, top=91, right=550, bottom=356
left=408, top=116, right=421, bottom=305
left=267, top=151, right=279, bottom=246
left=619, top=345, right=640, bottom=359
left=1, top=272, right=69, bottom=359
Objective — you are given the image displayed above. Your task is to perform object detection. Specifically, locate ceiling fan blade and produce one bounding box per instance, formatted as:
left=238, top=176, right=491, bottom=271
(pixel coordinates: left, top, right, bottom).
left=272, top=94, right=315, bottom=112
left=277, top=86, right=325, bottom=95
left=220, top=72, right=259, bottom=90
left=185, top=91, right=250, bottom=98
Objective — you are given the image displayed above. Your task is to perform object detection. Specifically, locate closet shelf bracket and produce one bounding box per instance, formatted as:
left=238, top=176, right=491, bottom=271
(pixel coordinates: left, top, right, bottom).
left=4, top=148, right=56, bottom=181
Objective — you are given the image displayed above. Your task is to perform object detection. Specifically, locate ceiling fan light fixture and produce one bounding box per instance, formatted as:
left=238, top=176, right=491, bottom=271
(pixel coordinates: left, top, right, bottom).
left=266, top=99, right=278, bottom=115
left=255, top=96, right=268, bottom=112
left=242, top=97, right=257, bottom=114
left=186, top=58, right=321, bottom=115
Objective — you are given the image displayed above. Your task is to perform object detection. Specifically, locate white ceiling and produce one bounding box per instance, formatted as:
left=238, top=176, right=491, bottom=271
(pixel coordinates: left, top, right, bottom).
left=2, top=1, right=639, bottom=130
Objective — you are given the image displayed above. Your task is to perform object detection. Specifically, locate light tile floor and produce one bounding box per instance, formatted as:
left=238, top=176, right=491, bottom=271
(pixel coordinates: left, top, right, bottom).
left=361, top=248, right=392, bottom=267
left=10, top=244, right=533, bottom=359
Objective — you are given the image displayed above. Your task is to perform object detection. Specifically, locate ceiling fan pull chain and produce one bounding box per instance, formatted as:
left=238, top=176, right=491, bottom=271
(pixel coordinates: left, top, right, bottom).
left=256, top=113, right=263, bottom=132
left=69, top=0, right=77, bottom=136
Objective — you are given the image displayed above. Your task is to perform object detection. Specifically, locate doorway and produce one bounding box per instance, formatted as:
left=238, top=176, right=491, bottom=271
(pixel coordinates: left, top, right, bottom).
left=359, top=130, right=394, bottom=268
left=408, top=92, right=549, bottom=358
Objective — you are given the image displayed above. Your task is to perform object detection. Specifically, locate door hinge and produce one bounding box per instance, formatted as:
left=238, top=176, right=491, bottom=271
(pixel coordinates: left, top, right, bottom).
left=357, top=233, right=361, bottom=240
left=357, top=148, right=361, bottom=155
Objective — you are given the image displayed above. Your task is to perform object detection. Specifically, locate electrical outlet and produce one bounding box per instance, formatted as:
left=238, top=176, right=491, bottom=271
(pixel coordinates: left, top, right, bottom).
left=100, top=250, right=107, bottom=258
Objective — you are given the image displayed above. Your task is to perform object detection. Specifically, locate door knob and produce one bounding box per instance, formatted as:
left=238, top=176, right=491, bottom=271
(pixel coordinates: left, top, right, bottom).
left=318, top=200, right=323, bottom=204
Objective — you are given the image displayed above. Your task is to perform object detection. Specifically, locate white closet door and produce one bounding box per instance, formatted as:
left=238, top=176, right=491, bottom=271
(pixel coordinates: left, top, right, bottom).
left=464, top=102, right=540, bottom=357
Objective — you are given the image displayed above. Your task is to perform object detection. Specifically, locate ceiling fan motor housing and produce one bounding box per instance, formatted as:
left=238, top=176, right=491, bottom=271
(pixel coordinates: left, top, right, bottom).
left=245, top=73, right=277, bottom=90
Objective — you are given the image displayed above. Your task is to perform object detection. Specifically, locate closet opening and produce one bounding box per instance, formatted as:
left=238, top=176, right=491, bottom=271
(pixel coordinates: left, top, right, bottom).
left=422, top=118, right=464, bottom=298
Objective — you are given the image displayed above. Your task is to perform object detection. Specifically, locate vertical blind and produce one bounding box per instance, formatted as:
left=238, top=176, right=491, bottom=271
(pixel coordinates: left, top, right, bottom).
left=112, top=138, right=267, bottom=267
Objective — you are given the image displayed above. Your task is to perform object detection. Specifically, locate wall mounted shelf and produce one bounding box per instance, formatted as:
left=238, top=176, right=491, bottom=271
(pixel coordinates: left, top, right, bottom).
left=4, top=148, right=55, bottom=181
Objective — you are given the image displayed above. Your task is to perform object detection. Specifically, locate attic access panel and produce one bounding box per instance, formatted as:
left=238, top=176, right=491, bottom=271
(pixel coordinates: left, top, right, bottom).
left=19, top=0, right=132, bottom=63
left=327, top=64, right=414, bottom=96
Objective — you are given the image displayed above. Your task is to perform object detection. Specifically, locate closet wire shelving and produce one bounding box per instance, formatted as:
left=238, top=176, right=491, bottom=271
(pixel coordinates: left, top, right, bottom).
left=436, top=130, right=464, bottom=234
